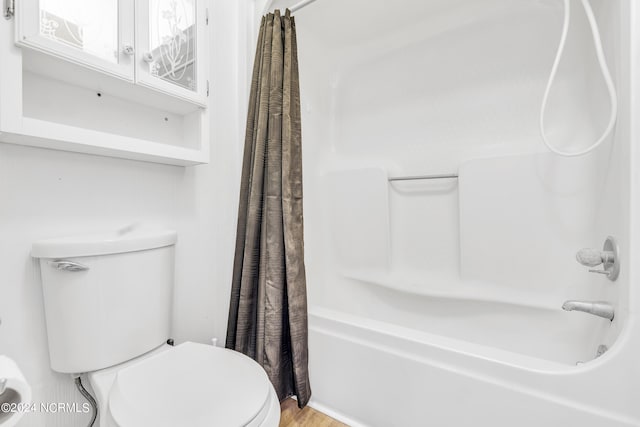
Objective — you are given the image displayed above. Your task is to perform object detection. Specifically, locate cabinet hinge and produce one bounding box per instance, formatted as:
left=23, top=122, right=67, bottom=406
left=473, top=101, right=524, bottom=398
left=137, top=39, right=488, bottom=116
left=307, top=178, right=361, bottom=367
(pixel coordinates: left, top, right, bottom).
left=3, top=0, right=15, bottom=20
left=206, top=80, right=210, bottom=97
left=205, top=8, right=209, bottom=25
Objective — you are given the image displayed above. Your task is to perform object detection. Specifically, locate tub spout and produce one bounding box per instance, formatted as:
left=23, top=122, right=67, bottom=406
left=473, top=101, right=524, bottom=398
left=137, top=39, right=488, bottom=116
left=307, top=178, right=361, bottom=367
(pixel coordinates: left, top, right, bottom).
left=562, top=300, right=614, bottom=321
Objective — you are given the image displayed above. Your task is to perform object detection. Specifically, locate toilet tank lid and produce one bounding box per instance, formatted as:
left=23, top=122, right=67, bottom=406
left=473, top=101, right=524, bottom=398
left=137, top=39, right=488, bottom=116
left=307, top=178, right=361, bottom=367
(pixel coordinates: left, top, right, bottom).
left=31, top=229, right=177, bottom=258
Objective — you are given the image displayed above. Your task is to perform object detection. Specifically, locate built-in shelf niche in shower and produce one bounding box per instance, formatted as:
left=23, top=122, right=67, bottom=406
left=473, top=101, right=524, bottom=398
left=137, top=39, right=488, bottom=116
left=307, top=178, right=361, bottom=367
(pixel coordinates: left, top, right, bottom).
left=0, top=0, right=210, bottom=166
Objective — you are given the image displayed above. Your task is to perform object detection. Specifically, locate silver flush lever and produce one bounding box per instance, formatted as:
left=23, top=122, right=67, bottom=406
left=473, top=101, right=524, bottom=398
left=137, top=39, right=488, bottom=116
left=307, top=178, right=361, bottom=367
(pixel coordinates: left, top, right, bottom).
left=48, top=260, right=90, bottom=272
left=575, top=236, right=619, bottom=281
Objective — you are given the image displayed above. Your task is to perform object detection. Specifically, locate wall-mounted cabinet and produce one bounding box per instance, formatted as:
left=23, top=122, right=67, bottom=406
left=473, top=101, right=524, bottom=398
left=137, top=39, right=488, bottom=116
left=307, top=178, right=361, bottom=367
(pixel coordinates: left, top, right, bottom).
left=0, top=0, right=210, bottom=166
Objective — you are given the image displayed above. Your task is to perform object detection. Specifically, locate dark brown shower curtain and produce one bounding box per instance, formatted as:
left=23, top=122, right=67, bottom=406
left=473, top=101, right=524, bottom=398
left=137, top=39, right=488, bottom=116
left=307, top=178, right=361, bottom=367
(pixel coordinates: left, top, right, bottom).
left=226, top=10, right=311, bottom=408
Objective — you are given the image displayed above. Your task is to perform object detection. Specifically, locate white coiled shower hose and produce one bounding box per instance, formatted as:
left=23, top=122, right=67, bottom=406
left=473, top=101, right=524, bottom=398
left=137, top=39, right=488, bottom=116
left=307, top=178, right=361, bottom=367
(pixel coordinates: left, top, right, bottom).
left=540, top=0, right=618, bottom=157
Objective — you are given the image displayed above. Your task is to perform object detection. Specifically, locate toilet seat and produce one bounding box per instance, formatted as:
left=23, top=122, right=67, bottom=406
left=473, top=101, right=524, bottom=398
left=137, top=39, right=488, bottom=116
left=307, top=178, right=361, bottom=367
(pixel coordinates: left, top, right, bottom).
left=103, top=342, right=277, bottom=427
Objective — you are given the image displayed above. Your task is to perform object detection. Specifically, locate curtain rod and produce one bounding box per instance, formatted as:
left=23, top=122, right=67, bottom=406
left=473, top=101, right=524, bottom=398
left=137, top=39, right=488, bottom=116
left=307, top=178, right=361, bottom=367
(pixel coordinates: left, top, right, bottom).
left=290, top=0, right=319, bottom=12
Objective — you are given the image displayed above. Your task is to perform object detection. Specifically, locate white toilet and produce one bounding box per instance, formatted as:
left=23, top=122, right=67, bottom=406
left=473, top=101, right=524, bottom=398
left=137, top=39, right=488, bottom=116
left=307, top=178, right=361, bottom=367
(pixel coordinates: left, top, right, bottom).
left=32, top=229, right=280, bottom=427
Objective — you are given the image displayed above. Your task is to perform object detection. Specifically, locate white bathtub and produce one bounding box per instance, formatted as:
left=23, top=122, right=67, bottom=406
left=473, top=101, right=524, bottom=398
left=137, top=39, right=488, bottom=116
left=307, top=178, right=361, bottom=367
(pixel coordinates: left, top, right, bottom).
left=307, top=307, right=639, bottom=427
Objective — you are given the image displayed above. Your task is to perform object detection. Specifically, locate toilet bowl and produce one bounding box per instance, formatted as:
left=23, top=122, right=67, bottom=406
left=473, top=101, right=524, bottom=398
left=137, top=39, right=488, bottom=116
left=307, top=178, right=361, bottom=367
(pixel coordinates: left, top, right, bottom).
left=89, top=342, right=280, bottom=427
left=31, top=229, right=280, bottom=427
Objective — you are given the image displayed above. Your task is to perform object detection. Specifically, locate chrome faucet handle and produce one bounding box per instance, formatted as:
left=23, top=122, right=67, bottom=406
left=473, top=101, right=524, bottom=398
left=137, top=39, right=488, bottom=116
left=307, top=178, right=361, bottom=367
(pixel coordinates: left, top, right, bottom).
left=576, top=248, right=613, bottom=267
left=575, top=236, right=619, bottom=281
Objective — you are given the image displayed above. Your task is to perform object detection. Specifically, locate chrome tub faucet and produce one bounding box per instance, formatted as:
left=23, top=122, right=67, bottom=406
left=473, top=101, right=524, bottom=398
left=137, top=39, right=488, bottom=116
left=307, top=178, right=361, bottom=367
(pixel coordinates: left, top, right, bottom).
left=562, top=300, right=614, bottom=321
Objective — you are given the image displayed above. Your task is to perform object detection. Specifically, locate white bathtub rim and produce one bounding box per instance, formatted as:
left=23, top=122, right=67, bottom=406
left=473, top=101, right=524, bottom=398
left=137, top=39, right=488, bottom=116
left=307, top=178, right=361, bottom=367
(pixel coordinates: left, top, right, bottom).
left=311, top=307, right=579, bottom=372
left=310, top=303, right=637, bottom=375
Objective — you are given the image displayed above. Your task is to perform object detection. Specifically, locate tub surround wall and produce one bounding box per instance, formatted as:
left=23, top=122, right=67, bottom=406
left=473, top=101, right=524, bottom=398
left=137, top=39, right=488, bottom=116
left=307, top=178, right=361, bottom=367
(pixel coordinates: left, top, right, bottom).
left=0, top=1, right=249, bottom=426
left=290, top=0, right=636, bottom=424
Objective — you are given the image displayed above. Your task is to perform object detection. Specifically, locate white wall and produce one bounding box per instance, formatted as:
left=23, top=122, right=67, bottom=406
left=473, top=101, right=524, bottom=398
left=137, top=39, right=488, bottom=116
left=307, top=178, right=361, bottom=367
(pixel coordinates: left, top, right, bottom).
left=0, top=1, right=248, bottom=426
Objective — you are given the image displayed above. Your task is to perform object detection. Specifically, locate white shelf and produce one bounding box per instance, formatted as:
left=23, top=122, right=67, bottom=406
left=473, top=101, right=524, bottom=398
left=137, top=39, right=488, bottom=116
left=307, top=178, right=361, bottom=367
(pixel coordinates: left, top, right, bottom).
left=0, top=117, right=209, bottom=166
left=0, top=1, right=210, bottom=166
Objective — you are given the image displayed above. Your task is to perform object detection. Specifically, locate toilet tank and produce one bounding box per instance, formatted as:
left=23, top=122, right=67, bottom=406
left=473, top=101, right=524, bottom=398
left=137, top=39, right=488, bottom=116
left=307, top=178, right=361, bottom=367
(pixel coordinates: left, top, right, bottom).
left=31, top=229, right=177, bottom=373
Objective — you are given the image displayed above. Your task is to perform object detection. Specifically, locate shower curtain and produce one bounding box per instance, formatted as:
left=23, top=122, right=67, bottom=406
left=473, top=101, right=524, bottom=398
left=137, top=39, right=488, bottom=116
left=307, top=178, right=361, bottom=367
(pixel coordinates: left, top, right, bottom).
left=226, top=10, right=311, bottom=408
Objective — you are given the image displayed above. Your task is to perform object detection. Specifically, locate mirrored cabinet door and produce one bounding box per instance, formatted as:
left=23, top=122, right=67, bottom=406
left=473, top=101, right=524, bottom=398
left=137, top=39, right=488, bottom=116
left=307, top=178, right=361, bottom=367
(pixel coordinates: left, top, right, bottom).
left=17, top=0, right=135, bottom=80
left=135, top=0, right=208, bottom=106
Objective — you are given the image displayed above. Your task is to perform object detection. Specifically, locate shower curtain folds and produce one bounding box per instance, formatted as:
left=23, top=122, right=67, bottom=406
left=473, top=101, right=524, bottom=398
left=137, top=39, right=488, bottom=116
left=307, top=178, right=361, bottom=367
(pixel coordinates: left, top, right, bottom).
left=226, top=9, right=311, bottom=408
